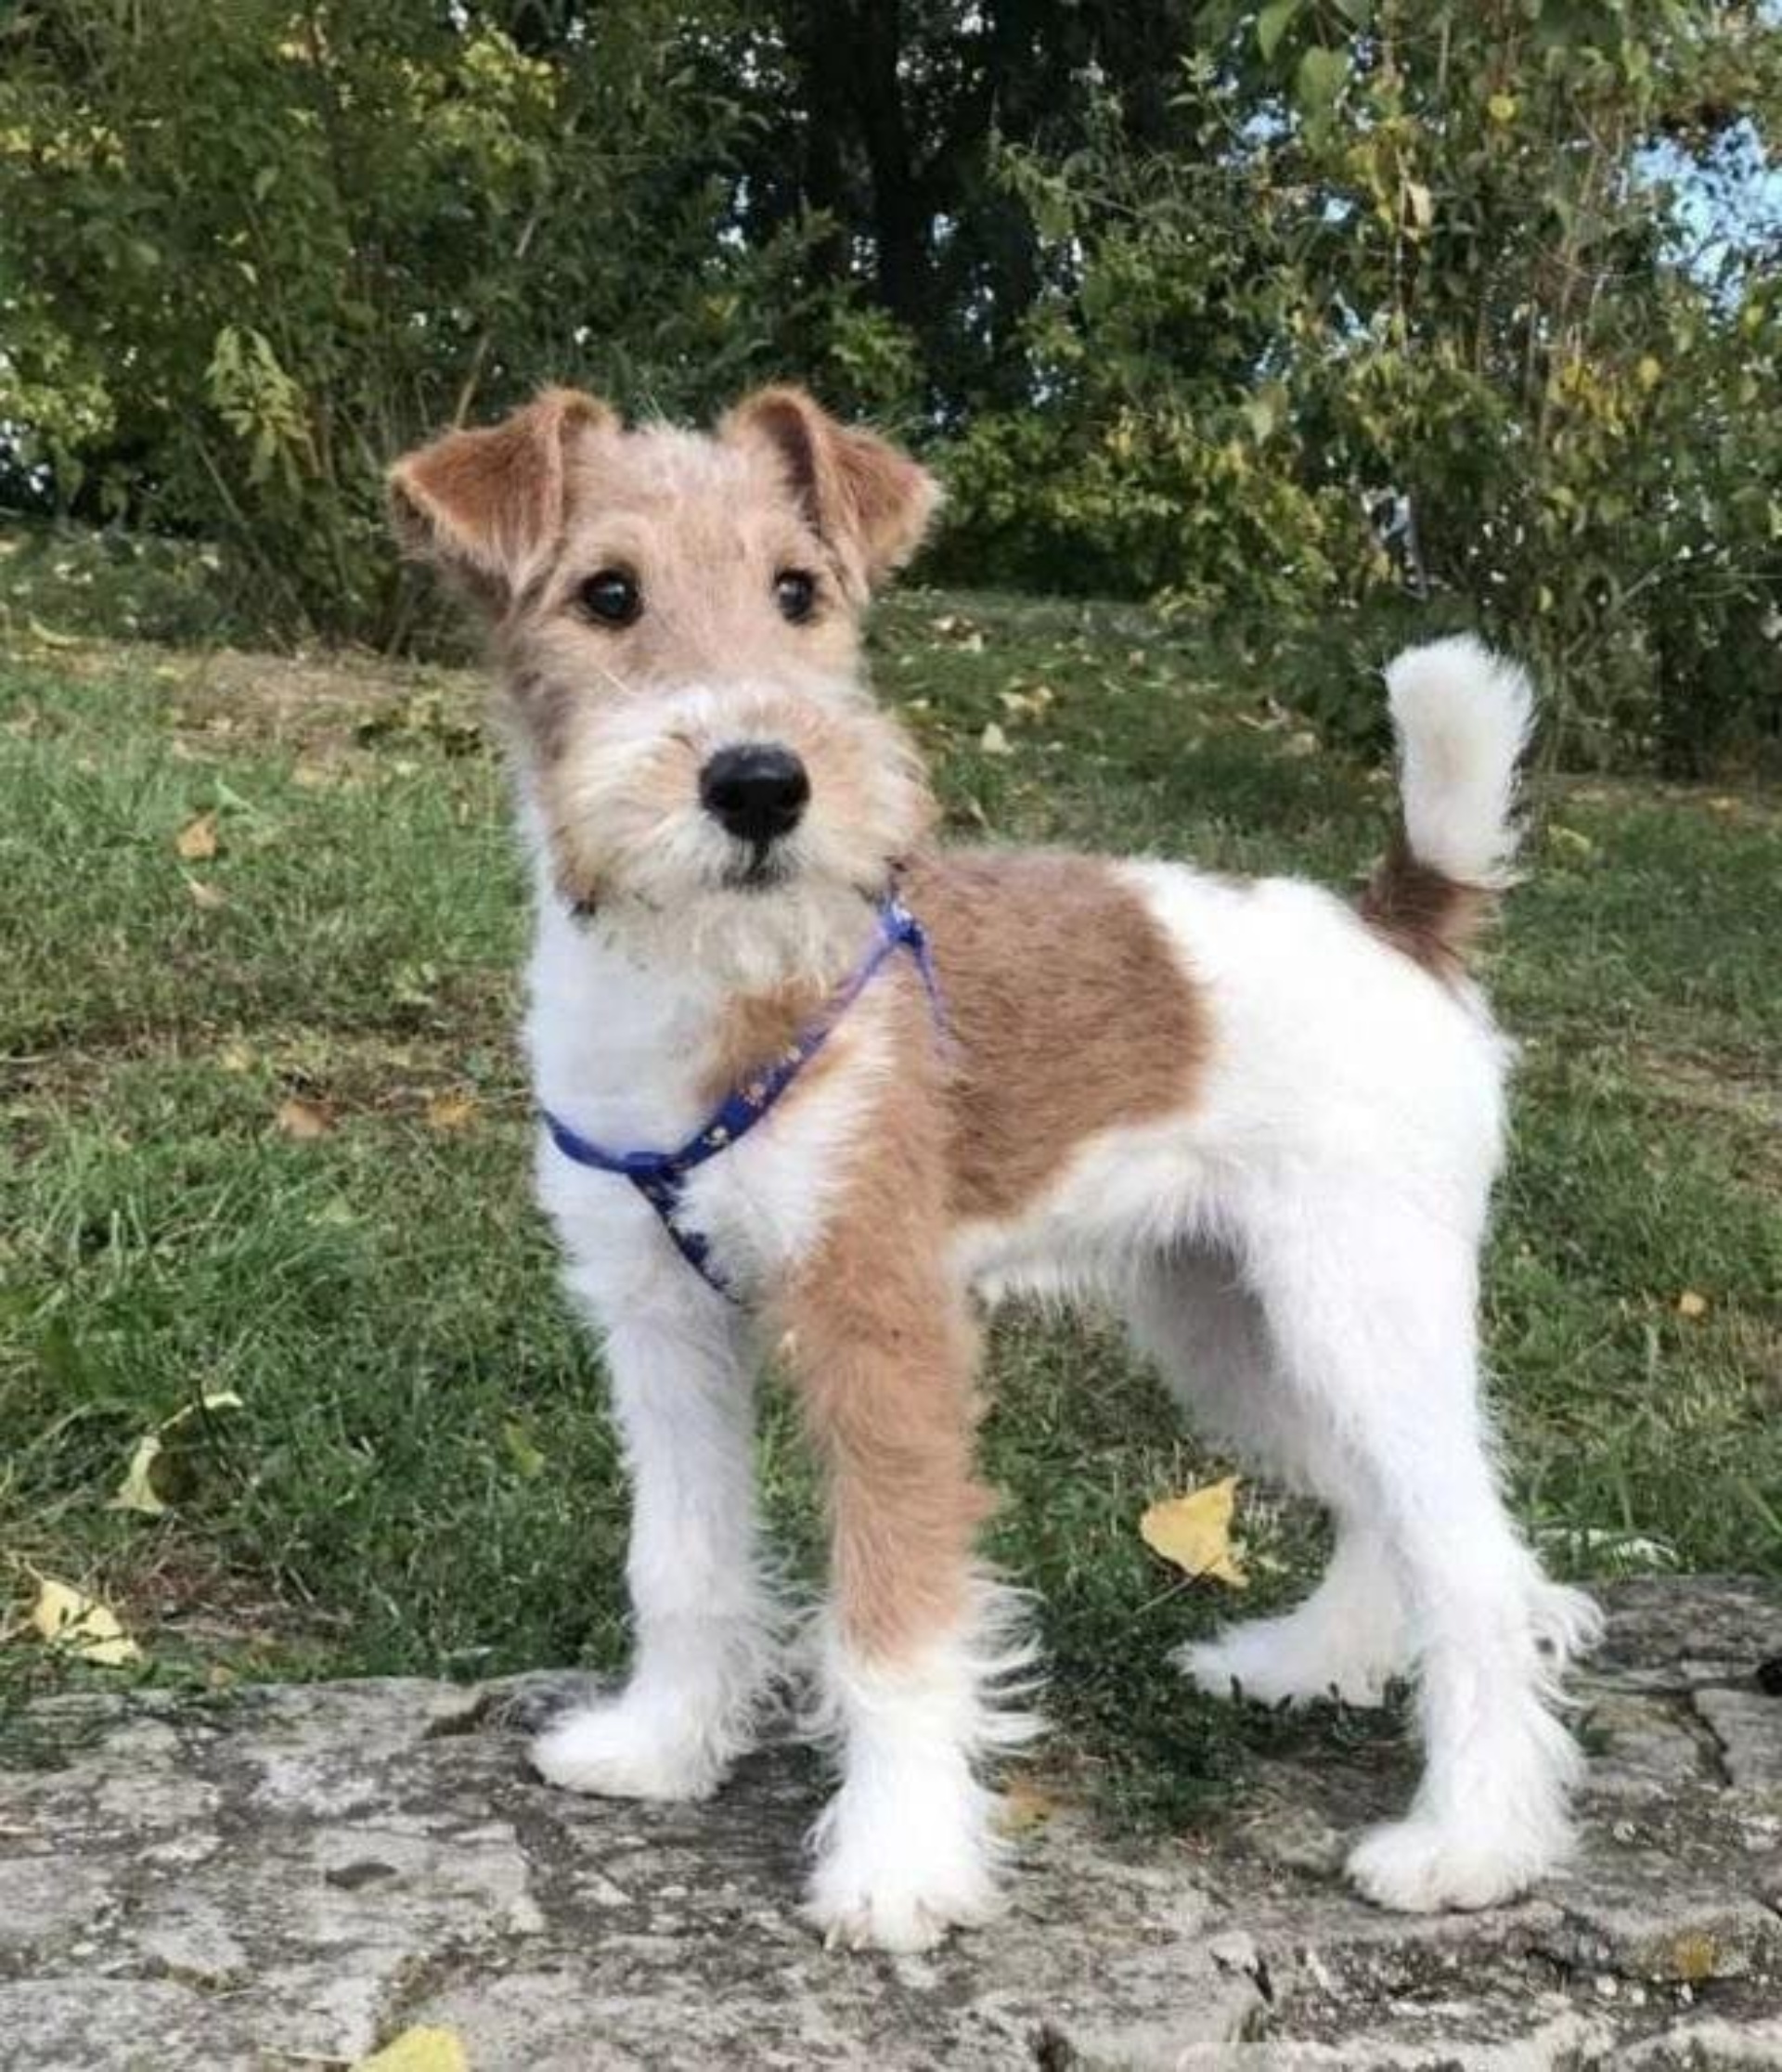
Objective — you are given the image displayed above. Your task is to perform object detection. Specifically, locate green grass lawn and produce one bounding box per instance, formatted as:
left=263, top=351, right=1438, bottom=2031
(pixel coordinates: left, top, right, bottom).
left=3, top=594, right=1778, bottom=1819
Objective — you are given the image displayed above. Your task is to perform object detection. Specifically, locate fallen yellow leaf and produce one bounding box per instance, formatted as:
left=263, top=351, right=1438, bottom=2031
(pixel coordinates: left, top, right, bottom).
left=425, top=1092, right=478, bottom=1134
left=1676, top=1290, right=1709, bottom=1319
left=275, top=1097, right=334, bottom=1141
left=978, top=720, right=1013, bottom=756
left=353, top=2027, right=471, bottom=2072
left=1140, top=1475, right=1249, bottom=1589
left=31, top=1577, right=143, bottom=1666
left=110, top=1392, right=246, bottom=1516
left=112, top=1434, right=172, bottom=1517
left=174, top=812, right=219, bottom=861
left=186, top=877, right=226, bottom=911
left=997, top=1775, right=1063, bottom=1834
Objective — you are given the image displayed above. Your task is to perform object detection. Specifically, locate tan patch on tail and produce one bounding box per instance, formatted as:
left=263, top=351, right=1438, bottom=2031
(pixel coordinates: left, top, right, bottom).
left=1360, top=832, right=1496, bottom=981
left=776, top=980, right=991, bottom=1661
left=902, top=849, right=1208, bottom=1223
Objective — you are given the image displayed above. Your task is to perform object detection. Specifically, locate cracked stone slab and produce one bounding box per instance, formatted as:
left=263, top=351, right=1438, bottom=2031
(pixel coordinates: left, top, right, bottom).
left=2, top=1577, right=1776, bottom=2070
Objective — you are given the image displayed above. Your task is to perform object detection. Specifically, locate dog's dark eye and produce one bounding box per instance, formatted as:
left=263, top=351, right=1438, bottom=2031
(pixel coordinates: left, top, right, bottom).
left=580, top=568, right=640, bottom=626
left=774, top=569, right=817, bottom=624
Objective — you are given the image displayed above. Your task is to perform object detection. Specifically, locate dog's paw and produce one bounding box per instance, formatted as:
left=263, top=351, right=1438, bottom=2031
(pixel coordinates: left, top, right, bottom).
left=804, top=1774, right=1002, bottom=1954
left=1174, top=1620, right=1396, bottom=1709
left=804, top=1857, right=999, bottom=1954
left=1345, top=1814, right=1564, bottom=1913
left=530, top=1698, right=727, bottom=1803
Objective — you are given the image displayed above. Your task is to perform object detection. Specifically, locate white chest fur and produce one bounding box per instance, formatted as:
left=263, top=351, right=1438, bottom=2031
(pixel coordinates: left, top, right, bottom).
left=523, top=891, right=890, bottom=1308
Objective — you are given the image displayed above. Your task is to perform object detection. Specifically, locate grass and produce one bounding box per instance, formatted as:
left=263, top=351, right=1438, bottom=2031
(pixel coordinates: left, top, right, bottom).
left=3, top=590, right=1778, bottom=1821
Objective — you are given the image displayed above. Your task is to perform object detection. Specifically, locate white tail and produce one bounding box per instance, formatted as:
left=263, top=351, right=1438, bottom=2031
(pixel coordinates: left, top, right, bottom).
left=1385, top=636, right=1535, bottom=889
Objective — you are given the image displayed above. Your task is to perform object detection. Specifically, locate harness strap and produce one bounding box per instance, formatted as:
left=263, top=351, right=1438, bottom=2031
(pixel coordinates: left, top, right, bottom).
left=542, top=896, right=945, bottom=1299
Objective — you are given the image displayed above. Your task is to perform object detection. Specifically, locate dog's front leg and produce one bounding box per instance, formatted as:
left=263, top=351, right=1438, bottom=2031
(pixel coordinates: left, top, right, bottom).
left=532, top=1284, right=778, bottom=1802
left=783, top=1241, right=1031, bottom=1953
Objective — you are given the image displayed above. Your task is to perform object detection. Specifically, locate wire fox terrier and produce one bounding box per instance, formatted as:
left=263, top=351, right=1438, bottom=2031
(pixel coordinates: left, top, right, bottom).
left=390, top=385, right=1601, bottom=1952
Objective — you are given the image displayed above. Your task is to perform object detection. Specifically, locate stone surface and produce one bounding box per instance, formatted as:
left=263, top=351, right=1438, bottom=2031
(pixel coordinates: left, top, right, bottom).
left=2, top=1577, right=1777, bottom=2070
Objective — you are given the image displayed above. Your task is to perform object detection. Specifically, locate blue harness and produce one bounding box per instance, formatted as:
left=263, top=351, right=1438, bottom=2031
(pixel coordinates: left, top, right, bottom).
left=541, top=896, right=945, bottom=1299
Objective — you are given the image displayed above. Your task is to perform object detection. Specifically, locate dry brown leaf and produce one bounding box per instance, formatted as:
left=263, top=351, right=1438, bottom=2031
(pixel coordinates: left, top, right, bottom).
left=174, top=811, right=219, bottom=861
left=275, top=1097, right=335, bottom=1141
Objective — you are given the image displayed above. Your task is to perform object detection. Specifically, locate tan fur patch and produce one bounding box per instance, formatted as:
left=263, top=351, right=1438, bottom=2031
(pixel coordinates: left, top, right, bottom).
left=1360, top=833, right=1495, bottom=981
left=775, top=979, right=992, bottom=1660
left=703, top=850, right=1208, bottom=1236
left=762, top=856, right=1205, bottom=1661
left=696, top=981, right=824, bottom=1109
left=907, top=848, right=1208, bottom=1223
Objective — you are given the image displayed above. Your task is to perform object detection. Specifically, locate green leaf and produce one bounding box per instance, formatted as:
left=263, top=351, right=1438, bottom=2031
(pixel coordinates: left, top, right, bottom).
left=503, top=1420, right=547, bottom=1481
left=1257, top=0, right=1302, bottom=62
left=1295, top=44, right=1348, bottom=120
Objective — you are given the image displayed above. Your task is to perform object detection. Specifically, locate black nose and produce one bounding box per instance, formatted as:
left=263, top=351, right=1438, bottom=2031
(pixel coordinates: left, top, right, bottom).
left=699, top=742, right=810, bottom=845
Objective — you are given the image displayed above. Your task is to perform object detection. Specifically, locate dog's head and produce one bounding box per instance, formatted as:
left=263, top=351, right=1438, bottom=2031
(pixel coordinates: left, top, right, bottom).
left=389, top=386, right=938, bottom=976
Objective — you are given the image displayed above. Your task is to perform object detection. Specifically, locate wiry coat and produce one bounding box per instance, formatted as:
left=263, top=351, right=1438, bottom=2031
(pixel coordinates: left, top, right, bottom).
left=389, top=390, right=1600, bottom=1952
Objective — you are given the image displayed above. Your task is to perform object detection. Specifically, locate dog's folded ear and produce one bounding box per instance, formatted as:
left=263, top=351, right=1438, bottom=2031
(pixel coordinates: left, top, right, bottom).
left=388, top=388, right=613, bottom=610
left=721, top=387, right=940, bottom=593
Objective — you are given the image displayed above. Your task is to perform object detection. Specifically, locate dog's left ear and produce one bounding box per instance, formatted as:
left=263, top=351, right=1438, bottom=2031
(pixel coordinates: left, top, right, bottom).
left=388, top=387, right=614, bottom=611
left=722, top=386, right=939, bottom=592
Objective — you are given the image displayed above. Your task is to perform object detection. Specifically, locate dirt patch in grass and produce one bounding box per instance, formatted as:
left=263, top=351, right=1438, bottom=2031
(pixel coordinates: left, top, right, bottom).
left=167, top=650, right=490, bottom=765
left=1550, top=772, right=1782, bottom=827
left=3, top=1022, right=523, bottom=1123
left=1626, top=1044, right=1782, bottom=1185
left=3, top=632, right=490, bottom=762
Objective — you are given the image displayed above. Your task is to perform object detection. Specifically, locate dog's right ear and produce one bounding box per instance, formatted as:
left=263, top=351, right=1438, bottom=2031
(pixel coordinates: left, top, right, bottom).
left=388, top=388, right=613, bottom=610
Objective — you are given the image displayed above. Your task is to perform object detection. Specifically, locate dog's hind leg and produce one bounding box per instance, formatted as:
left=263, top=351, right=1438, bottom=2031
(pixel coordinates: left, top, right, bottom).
left=1233, top=1184, right=1600, bottom=1911
left=531, top=1281, right=780, bottom=1802
left=1124, top=1250, right=1412, bottom=1708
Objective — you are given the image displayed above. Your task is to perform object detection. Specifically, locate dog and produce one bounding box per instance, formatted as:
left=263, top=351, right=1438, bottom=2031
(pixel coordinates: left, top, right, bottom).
left=388, top=385, right=1602, bottom=1953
